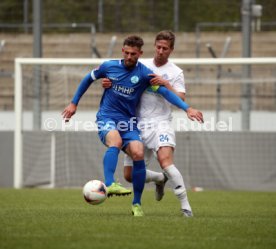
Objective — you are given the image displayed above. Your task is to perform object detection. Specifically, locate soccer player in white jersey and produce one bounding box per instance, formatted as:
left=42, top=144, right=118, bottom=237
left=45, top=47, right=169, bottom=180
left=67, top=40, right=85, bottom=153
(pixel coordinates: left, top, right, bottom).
left=102, top=30, right=204, bottom=217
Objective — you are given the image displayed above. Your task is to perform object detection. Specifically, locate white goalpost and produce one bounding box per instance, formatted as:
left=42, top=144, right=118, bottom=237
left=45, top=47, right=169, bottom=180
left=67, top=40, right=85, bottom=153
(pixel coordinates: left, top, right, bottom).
left=14, top=57, right=276, bottom=189
left=14, top=58, right=106, bottom=188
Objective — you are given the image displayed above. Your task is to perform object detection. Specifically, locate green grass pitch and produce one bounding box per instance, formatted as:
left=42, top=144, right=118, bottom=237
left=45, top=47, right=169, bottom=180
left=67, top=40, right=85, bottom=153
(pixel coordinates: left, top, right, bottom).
left=0, top=188, right=275, bottom=249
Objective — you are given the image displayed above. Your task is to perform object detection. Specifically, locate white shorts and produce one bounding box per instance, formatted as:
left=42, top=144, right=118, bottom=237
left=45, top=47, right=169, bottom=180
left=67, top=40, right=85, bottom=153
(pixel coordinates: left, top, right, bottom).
left=123, top=120, right=176, bottom=167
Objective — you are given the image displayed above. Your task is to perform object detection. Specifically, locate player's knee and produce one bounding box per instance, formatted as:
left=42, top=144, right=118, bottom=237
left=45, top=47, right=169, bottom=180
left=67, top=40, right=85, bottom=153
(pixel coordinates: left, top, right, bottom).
left=108, top=139, right=122, bottom=148
left=157, top=147, right=174, bottom=167
left=127, top=141, right=144, bottom=161
left=158, top=154, right=171, bottom=167
left=131, top=149, right=144, bottom=161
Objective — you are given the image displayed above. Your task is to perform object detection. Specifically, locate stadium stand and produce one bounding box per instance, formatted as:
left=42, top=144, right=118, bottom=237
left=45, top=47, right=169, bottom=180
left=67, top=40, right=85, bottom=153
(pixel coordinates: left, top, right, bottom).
left=0, top=31, right=276, bottom=110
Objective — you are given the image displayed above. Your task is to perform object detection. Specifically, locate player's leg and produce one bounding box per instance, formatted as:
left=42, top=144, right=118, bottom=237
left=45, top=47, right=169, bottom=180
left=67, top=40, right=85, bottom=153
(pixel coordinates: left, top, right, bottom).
left=139, top=126, right=167, bottom=192
left=104, top=130, right=122, bottom=186
left=142, top=123, right=173, bottom=201
left=144, top=148, right=166, bottom=183
left=123, top=154, right=133, bottom=183
left=124, top=138, right=146, bottom=217
left=125, top=140, right=146, bottom=204
left=157, top=146, right=193, bottom=217
left=123, top=148, right=164, bottom=184
left=97, top=120, right=131, bottom=197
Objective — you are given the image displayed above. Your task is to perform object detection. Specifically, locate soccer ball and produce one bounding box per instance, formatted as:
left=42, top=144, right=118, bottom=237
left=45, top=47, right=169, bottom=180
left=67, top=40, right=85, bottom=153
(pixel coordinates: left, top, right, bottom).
left=83, top=180, right=107, bottom=205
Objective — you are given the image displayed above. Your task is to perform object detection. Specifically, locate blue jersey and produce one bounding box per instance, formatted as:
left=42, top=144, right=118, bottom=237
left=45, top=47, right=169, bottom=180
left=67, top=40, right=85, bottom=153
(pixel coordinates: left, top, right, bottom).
left=91, top=60, right=153, bottom=121
left=71, top=60, right=190, bottom=126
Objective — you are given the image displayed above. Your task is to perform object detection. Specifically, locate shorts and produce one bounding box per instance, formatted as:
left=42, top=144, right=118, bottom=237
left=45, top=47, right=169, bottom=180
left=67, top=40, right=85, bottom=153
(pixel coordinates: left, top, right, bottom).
left=140, top=120, right=176, bottom=151
left=97, top=116, right=142, bottom=150
left=124, top=120, right=176, bottom=166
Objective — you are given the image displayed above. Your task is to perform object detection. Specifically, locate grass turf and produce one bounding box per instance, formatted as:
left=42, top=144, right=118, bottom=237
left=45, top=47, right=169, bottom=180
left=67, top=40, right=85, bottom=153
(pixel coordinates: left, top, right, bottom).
left=0, top=189, right=275, bottom=249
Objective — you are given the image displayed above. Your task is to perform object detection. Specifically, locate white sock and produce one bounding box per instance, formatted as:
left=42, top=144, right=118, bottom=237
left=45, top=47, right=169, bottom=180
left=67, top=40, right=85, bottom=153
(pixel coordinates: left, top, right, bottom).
left=146, top=169, right=164, bottom=183
left=163, top=164, right=192, bottom=211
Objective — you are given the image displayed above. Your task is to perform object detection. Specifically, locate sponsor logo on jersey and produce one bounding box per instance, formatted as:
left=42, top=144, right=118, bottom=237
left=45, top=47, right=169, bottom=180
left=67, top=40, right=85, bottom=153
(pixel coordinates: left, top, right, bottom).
left=131, top=75, right=139, bottom=84
left=113, top=84, right=135, bottom=95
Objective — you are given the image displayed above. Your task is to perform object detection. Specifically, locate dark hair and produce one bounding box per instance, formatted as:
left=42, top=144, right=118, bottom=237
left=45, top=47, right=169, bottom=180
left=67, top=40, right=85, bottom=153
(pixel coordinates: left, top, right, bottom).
left=123, top=35, right=144, bottom=49
left=155, top=30, right=175, bottom=49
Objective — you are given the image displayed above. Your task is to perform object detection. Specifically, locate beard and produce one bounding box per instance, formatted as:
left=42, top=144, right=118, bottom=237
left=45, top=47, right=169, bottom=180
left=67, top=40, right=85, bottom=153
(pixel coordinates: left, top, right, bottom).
left=124, top=59, right=136, bottom=68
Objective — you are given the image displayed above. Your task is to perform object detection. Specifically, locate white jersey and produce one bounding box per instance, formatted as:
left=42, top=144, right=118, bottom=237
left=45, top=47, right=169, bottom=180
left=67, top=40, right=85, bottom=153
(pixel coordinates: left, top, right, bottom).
left=124, top=59, right=186, bottom=166
left=137, top=58, right=186, bottom=122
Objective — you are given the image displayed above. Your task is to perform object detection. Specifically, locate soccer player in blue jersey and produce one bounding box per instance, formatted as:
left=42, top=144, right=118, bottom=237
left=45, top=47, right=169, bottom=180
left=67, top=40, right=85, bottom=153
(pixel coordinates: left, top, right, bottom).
left=62, top=35, right=198, bottom=216
left=102, top=31, right=204, bottom=217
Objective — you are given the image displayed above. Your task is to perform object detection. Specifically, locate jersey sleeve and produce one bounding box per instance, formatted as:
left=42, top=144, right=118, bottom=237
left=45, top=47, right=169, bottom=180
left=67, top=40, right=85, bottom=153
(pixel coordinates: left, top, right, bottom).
left=71, top=61, right=109, bottom=105
left=90, top=61, right=108, bottom=80
left=142, top=65, right=155, bottom=86
left=156, top=86, right=189, bottom=111
left=71, top=73, right=93, bottom=105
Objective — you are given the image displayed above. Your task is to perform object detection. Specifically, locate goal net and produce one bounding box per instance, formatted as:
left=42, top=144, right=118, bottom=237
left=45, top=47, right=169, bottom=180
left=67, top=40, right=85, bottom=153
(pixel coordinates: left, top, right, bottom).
left=14, top=58, right=276, bottom=190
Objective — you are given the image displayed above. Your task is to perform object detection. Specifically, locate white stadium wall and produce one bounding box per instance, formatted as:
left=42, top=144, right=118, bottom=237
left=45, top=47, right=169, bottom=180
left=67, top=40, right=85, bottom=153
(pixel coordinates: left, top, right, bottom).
left=1, top=128, right=276, bottom=190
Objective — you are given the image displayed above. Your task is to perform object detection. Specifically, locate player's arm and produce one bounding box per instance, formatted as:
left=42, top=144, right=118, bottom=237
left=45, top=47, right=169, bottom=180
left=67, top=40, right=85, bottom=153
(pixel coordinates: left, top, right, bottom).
left=154, top=86, right=204, bottom=123
left=62, top=62, right=108, bottom=121
left=186, top=107, right=204, bottom=123
left=62, top=73, right=94, bottom=121
left=149, top=73, right=185, bottom=101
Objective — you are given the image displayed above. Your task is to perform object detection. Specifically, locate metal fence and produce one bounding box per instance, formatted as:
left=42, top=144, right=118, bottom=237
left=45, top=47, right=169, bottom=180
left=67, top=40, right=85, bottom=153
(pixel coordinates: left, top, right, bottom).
left=2, top=0, right=275, bottom=33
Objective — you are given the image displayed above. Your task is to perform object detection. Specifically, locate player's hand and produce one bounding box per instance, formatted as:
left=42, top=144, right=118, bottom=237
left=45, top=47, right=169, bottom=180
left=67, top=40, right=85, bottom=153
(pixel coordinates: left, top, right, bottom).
left=186, top=107, right=204, bottom=123
left=148, top=73, right=169, bottom=87
left=102, top=78, right=112, bottom=88
left=62, top=103, right=77, bottom=122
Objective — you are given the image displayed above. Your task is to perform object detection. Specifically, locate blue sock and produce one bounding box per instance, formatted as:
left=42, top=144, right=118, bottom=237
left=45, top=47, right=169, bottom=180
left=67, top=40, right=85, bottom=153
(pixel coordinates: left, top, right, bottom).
left=103, top=146, right=120, bottom=186
left=132, top=160, right=146, bottom=205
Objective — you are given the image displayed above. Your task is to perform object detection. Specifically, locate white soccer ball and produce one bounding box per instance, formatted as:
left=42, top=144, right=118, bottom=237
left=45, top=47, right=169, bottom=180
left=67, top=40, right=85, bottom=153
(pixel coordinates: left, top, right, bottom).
left=83, top=180, right=107, bottom=205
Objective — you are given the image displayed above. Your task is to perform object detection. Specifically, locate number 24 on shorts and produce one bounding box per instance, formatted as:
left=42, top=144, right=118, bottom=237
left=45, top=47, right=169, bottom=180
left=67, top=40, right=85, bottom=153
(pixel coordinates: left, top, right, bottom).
left=159, top=134, right=169, bottom=142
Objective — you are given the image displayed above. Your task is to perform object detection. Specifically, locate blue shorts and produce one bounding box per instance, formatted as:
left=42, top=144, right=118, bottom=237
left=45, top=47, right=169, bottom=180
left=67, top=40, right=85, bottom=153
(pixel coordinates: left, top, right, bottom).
left=96, top=117, right=142, bottom=150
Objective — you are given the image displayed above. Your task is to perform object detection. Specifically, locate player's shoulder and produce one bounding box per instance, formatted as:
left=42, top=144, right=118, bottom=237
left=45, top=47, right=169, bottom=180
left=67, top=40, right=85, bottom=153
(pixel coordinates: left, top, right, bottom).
left=97, top=59, right=123, bottom=72
left=139, top=58, right=153, bottom=67
left=166, top=60, right=182, bottom=73
left=137, top=60, right=153, bottom=72
left=102, top=59, right=121, bottom=67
